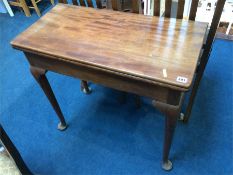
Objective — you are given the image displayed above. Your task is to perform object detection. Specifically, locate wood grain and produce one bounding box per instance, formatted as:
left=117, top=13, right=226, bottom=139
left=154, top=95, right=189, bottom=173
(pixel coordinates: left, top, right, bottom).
left=11, top=4, right=207, bottom=90
left=25, top=52, right=182, bottom=105
left=9, top=2, right=224, bottom=169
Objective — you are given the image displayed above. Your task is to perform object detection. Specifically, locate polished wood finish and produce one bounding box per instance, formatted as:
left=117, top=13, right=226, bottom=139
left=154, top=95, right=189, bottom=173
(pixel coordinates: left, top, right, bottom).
left=106, top=0, right=140, bottom=104
left=151, top=0, right=226, bottom=123
left=0, top=124, right=32, bottom=175
left=62, top=0, right=104, bottom=96
left=58, top=0, right=139, bottom=93
left=11, top=4, right=207, bottom=90
left=11, top=4, right=211, bottom=170
left=25, top=52, right=181, bottom=105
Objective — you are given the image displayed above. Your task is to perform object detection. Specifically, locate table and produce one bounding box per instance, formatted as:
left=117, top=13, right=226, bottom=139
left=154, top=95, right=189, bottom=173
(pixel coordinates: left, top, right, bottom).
left=11, top=4, right=208, bottom=171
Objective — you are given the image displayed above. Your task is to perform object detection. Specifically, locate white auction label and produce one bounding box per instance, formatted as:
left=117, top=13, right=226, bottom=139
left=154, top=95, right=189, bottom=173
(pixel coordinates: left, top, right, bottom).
left=176, top=76, right=188, bottom=83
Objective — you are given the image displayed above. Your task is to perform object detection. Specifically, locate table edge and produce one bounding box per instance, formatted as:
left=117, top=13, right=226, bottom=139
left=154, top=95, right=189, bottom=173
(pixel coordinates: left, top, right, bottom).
left=11, top=42, right=191, bottom=91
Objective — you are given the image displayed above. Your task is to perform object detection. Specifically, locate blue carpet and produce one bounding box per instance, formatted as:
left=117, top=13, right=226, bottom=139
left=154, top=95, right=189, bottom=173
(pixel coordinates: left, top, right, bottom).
left=0, top=3, right=233, bottom=175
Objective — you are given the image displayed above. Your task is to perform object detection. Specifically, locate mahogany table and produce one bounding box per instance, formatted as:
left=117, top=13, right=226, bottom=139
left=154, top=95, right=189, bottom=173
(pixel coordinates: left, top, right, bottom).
left=11, top=4, right=208, bottom=171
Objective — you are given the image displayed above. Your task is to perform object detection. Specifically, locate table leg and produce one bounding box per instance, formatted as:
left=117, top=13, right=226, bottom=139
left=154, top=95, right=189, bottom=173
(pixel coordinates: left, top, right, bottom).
left=30, top=66, right=67, bottom=131
left=81, top=80, right=92, bottom=94
left=153, top=93, right=184, bottom=171
left=162, top=114, right=178, bottom=170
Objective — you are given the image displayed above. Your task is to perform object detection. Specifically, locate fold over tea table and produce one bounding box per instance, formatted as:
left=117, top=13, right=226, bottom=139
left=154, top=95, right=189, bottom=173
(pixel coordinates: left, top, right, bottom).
left=11, top=4, right=208, bottom=171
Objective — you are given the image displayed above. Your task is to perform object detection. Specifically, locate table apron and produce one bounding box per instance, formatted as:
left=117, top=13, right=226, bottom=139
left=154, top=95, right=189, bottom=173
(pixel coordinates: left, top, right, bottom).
left=25, top=52, right=183, bottom=106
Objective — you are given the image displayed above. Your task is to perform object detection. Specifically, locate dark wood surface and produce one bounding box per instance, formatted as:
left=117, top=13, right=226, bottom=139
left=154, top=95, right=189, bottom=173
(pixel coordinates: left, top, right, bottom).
left=11, top=4, right=207, bottom=90
left=10, top=2, right=221, bottom=171
left=24, top=51, right=181, bottom=105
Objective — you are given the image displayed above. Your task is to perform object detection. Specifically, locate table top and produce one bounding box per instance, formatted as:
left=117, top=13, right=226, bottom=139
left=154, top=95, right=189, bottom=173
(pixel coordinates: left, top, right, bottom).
left=11, top=4, right=208, bottom=90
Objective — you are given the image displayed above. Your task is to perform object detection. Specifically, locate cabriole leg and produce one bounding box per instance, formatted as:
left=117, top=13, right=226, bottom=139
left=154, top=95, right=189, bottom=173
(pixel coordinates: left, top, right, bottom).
left=30, top=66, right=67, bottom=131
left=162, top=114, right=177, bottom=171
left=153, top=93, right=184, bottom=171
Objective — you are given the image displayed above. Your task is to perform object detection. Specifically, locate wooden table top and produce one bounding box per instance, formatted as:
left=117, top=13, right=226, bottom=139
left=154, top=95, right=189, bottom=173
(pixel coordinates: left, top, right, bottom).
left=11, top=4, right=208, bottom=90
